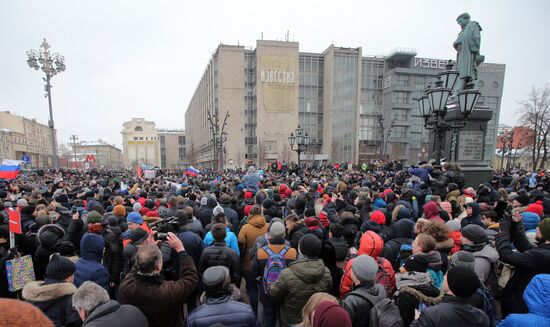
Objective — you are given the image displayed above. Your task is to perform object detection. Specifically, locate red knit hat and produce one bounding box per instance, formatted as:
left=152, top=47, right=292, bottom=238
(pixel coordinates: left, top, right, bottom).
left=526, top=200, right=544, bottom=217
left=370, top=210, right=386, bottom=225
left=244, top=191, right=253, bottom=199
left=0, top=299, right=54, bottom=327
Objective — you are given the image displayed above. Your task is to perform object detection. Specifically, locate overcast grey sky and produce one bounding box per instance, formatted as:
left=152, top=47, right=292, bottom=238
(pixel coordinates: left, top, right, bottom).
left=1, top=0, right=548, bottom=149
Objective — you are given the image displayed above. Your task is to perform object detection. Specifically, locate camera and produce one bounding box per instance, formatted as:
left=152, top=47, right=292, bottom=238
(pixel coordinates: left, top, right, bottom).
left=150, top=216, right=179, bottom=241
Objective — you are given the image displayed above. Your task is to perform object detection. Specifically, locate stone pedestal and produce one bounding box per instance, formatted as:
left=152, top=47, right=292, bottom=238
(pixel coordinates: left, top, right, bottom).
left=428, top=101, right=494, bottom=187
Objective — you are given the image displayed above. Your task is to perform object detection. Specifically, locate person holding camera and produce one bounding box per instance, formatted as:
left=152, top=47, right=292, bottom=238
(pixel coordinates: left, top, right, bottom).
left=119, top=232, right=198, bottom=327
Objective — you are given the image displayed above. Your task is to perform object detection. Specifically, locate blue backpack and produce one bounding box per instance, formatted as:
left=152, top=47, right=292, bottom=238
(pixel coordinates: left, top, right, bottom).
left=262, top=246, right=289, bottom=293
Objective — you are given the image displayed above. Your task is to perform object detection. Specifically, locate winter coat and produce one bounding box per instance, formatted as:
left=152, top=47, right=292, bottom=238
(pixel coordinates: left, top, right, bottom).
left=340, top=231, right=395, bottom=298
left=498, top=274, right=550, bottom=327
left=204, top=226, right=240, bottom=255
left=199, top=241, right=241, bottom=284
left=198, top=197, right=218, bottom=228
left=101, top=227, right=123, bottom=285
left=119, top=251, right=199, bottom=327
left=251, top=243, right=297, bottom=305
left=411, top=294, right=490, bottom=327
left=495, top=222, right=550, bottom=315
left=186, top=293, right=259, bottom=327
left=448, top=230, right=462, bottom=254
left=238, top=214, right=268, bottom=271
left=465, top=244, right=499, bottom=285
left=243, top=172, right=260, bottom=193
left=75, top=233, right=110, bottom=291
left=461, top=202, right=484, bottom=228
left=22, top=280, right=81, bottom=327
left=268, top=259, right=332, bottom=326
left=434, top=238, right=454, bottom=273
left=220, top=204, right=240, bottom=231
left=394, top=272, right=443, bottom=327
left=342, top=283, right=385, bottom=327
left=176, top=228, right=205, bottom=268
left=81, top=300, right=148, bottom=327
left=287, top=222, right=309, bottom=250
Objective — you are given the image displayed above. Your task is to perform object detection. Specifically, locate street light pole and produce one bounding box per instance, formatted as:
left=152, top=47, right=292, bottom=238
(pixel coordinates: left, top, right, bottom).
left=288, top=126, right=311, bottom=168
left=70, top=134, right=78, bottom=168
left=27, top=39, right=66, bottom=169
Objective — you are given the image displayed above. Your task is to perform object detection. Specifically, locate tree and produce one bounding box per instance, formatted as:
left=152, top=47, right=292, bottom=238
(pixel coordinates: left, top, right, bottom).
left=517, top=85, right=550, bottom=169
left=186, top=140, right=199, bottom=166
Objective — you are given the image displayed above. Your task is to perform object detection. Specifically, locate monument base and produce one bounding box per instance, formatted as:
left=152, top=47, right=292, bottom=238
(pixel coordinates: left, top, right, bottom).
left=461, top=164, right=493, bottom=188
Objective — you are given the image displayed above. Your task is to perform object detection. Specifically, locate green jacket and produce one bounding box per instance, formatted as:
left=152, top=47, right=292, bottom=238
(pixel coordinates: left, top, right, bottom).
left=268, top=258, right=332, bottom=326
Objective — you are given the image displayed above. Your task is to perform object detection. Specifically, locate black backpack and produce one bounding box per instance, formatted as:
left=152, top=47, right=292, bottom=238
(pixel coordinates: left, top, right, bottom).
left=353, top=284, right=405, bottom=327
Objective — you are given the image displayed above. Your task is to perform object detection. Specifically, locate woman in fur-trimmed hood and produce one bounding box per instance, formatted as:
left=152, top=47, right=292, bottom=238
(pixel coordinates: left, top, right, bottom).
left=22, top=253, right=82, bottom=327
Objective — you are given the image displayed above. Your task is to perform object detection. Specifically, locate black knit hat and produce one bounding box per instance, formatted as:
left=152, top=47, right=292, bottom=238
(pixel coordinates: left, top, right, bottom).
left=461, top=224, right=488, bottom=244
left=203, top=266, right=230, bottom=296
left=299, top=234, right=322, bottom=258
left=515, top=194, right=531, bottom=207
left=447, top=266, right=480, bottom=298
left=403, top=255, right=430, bottom=273
left=46, top=253, right=76, bottom=280
left=130, top=228, right=149, bottom=245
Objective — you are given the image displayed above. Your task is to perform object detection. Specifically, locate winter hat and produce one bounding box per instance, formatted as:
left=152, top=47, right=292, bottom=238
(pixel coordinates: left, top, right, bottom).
left=370, top=210, right=386, bottom=225
left=213, top=205, right=224, bottom=217
left=522, top=212, right=541, bottom=231
left=352, top=254, right=378, bottom=284
left=312, top=301, right=353, bottom=327
left=464, top=187, right=476, bottom=198
left=526, top=200, right=544, bottom=217
left=36, top=214, right=51, bottom=226
left=269, top=221, right=286, bottom=240
left=262, top=198, right=274, bottom=210
left=200, top=197, right=208, bottom=206
left=515, top=194, right=531, bottom=207
left=132, top=202, right=142, bottom=212
left=130, top=228, right=149, bottom=245
left=16, top=199, right=28, bottom=207
left=445, top=219, right=461, bottom=232
left=449, top=251, right=475, bottom=271
left=127, top=211, right=144, bottom=225
left=403, top=254, right=430, bottom=273
left=299, top=234, right=322, bottom=258
left=461, top=224, right=487, bottom=244
left=440, top=201, right=452, bottom=214
left=113, top=205, right=126, bottom=217
left=539, top=218, right=550, bottom=240
left=267, top=217, right=284, bottom=232
left=203, top=266, right=230, bottom=296
left=86, top=210, right=103, bottom=224
left=0, top=299, right=55, bottom=327
left=248, top=165, right=256, bottom=173
left=244, top=191, right=253, bottom=199
left=447, top=266, right=480, bottom=298
left=304, top=208, right=317, bottom=218
left=46, top=253, right=76, bottom=280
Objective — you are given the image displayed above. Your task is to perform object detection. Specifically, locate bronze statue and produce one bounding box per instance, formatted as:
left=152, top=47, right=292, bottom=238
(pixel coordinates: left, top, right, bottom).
left=453, top=13, right=484, bottom=90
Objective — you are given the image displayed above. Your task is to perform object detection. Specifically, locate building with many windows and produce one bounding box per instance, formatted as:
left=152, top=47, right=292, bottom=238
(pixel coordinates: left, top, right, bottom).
left=158, top=129, right=186, bottom=169
left=65, top=140, right=123, bottom=170
left=185, top=40, right=505, bottom=168
left=121, top=118, right=161, bottom=168
left=0, top=111, right=56, bottom=167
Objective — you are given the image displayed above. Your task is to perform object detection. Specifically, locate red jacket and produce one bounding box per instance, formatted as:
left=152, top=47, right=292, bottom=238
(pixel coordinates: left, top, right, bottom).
left=449, top=230, right=462, bottom=254
left=339, top=231, right=395, bottom=298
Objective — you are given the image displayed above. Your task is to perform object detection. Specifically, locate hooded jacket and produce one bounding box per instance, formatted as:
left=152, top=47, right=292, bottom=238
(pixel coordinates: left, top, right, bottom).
left=268, top=259, right=332, bottom=325
left=411, top=294, right=489, bottom=327
left=75, top=233, right=110, bottom=291
left=394, top=272, right=443, bottom=327
left=238, top=214, right=268, bottom=271
left=423, top=202, right=444, bottom=224
left=22, top=280, right=81, bottom=327
left=464, top=244, right=499, bottom=284
left=461, top=202, right=484, bottom=228
left=340, top=231, right=396, bottom=298
left=198, top=197, right=218, bottom=228
left=498, top=274, right=550, bottom=327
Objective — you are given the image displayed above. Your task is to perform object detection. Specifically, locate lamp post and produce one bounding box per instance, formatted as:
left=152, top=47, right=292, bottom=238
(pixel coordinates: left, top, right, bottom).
left=417, top=61, right=480, bottom=164
left=70, top=134, right=78, bottom=168
left=27, top=39, right=66, bottom=169
left=498, top=129, right=514, bottom=171
left=288, top=125, right=311, bottom=167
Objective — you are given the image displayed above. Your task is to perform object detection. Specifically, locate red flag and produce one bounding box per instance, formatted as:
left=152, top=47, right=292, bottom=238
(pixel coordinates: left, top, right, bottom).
left=8, top=210, right=22, bottom=234
left=137, top=166, right=143, bottom=178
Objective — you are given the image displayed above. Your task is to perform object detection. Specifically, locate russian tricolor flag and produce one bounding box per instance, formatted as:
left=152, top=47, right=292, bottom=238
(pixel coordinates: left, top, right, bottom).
left=0, top=160, right=22, bottom=180
left=186, top=166, right=200, bottom=177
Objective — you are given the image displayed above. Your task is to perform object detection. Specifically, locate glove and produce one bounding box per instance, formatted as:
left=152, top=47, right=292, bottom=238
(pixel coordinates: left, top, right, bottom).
left=499, top=214, right=512, bottom=233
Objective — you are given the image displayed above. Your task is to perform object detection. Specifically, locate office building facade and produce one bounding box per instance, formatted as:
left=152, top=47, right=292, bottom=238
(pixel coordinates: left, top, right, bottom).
left=185, top=40, right=505, bottom=168
left=158, top=129, right=186, bottom=169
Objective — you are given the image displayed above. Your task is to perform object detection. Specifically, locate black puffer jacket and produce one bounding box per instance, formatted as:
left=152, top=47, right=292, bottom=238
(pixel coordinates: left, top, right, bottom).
left=198, top=241, right=241, bottom=284
left=22, top=280, right=81, bottom=327
left=102, top=225, right=123, bottom=285
left=287, top=222, right=309, bottom=250
left=342, top=283, right=385, bottom=327
left=411, top=294, right=489, bottom=327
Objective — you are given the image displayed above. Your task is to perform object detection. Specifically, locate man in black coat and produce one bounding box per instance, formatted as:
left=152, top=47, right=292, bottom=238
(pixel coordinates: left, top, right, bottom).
left=495, top=216, right=550, bottom=316
left=72, top=281, right=148, bottom=327
left=199, top=223, right=241, bottom=285
left=411, top=266, right=489, bottom=327
left=186, top=266, right=259, bottom=327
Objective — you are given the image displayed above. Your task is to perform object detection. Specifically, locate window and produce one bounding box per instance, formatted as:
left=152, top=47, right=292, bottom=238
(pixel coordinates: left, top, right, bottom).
left=394, top=91, right=408, bottom=104
left=134, top=126, right=143, bottom=132
left=492, top=81, right=499, bottom=88
left=392, top=126, right=407, bottom=138
left=396, top=75, right=408, bottom=86
left=139, top=137, right=143, bottom=140
left=394, top=109, right=407, bottom=121
left=133, top=137, right=138, bottom=140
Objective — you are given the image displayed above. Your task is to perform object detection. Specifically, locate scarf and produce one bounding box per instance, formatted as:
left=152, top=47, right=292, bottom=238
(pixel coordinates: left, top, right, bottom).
left=396, top=272, right=433, bottom=290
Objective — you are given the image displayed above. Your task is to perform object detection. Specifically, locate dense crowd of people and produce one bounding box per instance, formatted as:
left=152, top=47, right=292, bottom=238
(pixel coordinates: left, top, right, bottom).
left=1, top=161, right=550, bottom=327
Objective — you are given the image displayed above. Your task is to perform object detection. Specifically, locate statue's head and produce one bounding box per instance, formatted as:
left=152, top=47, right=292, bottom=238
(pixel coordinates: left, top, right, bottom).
left=456, top=12, right=471, bottom=27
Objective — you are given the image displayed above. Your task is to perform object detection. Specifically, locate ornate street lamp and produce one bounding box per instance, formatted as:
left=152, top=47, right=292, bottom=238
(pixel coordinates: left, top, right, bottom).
left=288, top=126, right=310, bottom=167
left=27, top=38, right=66, bottom=169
